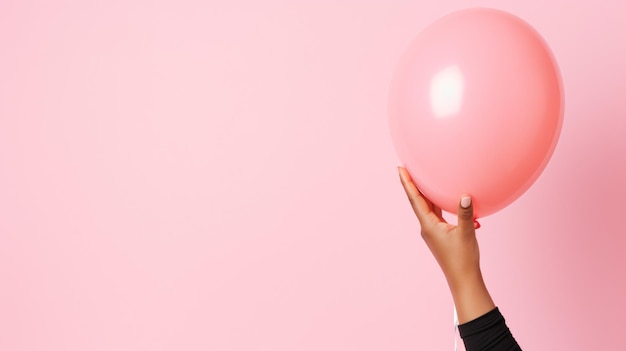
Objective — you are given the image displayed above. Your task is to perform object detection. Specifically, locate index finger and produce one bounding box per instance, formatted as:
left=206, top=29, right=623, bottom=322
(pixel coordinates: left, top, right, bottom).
left=398, top=166, right=434, bottom=223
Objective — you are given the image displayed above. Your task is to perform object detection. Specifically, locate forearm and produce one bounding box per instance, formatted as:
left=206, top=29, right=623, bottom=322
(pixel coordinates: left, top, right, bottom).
left=447, top=270, right=522, bottom=350
left=445, top=269, right=495, bottom=324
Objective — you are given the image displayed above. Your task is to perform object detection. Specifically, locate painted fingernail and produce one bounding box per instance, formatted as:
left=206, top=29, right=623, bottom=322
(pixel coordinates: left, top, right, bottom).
left=461, top=196, right=471, bottom=209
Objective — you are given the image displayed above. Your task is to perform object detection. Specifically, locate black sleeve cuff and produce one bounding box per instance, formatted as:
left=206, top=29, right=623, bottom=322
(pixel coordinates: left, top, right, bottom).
left=458, top=307, right=522, bottom=351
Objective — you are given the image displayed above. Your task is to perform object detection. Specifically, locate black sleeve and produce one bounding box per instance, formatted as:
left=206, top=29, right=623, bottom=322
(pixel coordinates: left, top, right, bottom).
left=458, top=307, right=522, bottom=351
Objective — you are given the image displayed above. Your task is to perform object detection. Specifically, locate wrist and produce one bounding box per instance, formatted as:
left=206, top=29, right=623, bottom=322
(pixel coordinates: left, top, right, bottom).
left=445, top=266, right=483, bottom=292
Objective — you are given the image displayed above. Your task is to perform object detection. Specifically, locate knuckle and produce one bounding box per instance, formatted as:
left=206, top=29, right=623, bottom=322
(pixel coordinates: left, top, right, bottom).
left=458, top=209, right=473, bottom=221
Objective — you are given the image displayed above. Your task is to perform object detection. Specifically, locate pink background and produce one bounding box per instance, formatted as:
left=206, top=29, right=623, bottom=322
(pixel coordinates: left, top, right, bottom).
left=1, top=0, right=624, bottom=350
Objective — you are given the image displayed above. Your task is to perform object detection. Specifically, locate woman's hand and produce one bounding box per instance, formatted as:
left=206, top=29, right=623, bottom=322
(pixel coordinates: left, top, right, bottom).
left=398, top=166, right=495, bottom=324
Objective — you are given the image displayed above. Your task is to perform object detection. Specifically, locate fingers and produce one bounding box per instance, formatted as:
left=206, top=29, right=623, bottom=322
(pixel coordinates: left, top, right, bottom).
left=432, top=203, right=444, bottom=222
left=398, top=166, right=432, bottom=222
left=457, top=195, right=475, bottom=233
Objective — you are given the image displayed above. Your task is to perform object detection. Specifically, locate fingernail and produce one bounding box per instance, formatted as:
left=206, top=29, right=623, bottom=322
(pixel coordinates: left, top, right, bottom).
left=461, top=196, right=471, bottom=209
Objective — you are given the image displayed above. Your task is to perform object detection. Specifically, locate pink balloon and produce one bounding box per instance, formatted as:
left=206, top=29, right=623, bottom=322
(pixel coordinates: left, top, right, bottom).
left=389, top=8, right=563, bottom=218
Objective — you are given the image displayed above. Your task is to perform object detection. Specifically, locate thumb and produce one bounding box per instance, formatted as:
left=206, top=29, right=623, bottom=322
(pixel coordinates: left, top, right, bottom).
left=457, top=195, right=475, bottom=232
